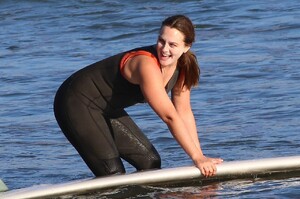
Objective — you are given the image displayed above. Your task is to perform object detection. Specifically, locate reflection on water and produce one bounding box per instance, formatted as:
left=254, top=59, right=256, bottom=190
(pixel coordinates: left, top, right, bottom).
left=70, top=177, right=300, bottom=199
left=69, top=171, right=300, bottom=199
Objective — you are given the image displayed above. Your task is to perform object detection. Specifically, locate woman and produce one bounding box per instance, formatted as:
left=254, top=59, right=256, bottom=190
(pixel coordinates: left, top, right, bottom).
left=54, top=15, right=223, bottom=178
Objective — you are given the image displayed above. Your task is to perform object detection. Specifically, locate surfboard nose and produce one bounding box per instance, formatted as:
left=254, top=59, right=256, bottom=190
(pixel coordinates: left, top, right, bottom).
left=0, top=179, right=8, bottom=192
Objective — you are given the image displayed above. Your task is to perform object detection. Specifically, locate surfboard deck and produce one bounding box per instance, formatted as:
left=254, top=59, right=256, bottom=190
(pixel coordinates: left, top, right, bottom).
left=1, top=156, right=300, bottom=199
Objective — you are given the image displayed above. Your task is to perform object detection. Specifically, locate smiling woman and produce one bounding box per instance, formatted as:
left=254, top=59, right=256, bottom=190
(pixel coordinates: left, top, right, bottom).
left=157, top=15, right=199, bottom=89
left=53, top=15, right=223, bottom=179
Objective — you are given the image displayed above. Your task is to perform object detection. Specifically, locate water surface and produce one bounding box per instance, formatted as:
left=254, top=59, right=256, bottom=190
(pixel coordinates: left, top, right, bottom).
left=0, top=0, right=299, bottom=198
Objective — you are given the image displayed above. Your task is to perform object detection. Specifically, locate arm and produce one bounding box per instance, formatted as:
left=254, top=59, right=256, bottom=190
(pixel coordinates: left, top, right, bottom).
left=129, top=56, right=222, bottom=177
left=171, top=86, right=201, bottom=150
left=171, top=81, right=223, bottom=176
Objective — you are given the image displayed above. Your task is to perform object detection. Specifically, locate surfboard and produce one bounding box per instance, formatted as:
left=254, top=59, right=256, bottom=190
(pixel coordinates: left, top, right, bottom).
left=0, top=180, right=8, bottom=192
left=1, top=156, right=300, bottom=199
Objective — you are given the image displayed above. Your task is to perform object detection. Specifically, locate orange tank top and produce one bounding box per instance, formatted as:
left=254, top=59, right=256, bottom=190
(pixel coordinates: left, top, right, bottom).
left=120, top=50, right=160, bottom=76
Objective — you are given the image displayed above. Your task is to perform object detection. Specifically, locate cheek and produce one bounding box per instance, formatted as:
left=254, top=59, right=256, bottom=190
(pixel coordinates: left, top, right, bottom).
left=172, top=49, right=184, bottom=58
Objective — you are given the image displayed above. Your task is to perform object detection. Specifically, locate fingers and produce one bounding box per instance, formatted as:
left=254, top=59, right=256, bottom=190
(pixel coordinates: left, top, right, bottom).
left=201, top=164, right=217, bottom=177
left=196, top=157, right=223, bottom=177
left=198, top=158, right=223, bottom=177
left=212, top=158, right=224, bottom=164
left=204, top=164, right=217, bottom=177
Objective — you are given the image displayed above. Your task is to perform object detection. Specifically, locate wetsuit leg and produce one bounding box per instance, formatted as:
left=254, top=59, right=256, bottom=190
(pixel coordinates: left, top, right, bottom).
left=107, top=110, right=161, bottom=171
left=54, top=88, right=125, bottom=177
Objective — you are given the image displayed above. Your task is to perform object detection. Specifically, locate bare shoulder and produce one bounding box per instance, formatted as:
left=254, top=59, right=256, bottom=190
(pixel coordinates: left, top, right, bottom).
left=125, top=55, right=161, bottom=84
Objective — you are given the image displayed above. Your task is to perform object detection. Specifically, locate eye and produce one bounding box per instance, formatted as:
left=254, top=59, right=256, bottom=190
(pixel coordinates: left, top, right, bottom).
left=169, top=42, right=177, bottom=48
left=158, top=37, right=165, bottom=45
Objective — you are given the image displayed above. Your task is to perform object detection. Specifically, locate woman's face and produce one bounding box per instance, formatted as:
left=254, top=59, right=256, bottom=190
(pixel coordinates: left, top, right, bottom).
left=156, top=26, right=190, bottom=67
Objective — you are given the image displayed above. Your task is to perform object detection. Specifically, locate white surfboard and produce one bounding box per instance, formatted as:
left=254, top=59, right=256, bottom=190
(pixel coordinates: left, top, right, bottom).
left=1, top=156, right=300, bottom=199
left=0, top=180, right=8, bottom=192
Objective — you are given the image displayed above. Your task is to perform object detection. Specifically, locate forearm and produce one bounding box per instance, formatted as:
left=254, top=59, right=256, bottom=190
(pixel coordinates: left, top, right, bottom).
left=181, top=111, right=201, bottom=150
left=165, top=115, right=204, bottom=162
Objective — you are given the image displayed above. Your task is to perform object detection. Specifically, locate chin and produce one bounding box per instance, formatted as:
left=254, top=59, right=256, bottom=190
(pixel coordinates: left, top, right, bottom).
left=158, top=57, right=171, bottom=66
left=162, top=59, right=174, bottom=66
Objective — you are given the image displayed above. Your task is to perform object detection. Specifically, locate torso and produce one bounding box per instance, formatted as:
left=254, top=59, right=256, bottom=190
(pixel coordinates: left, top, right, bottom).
left=160, top=65, right=177, bottom=87
left=58, top=45, right=180, bottom=112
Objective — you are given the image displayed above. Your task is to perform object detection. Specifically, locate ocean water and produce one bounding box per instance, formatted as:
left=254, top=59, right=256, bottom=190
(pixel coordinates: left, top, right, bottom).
left=0, top=0, right=300, bottom=198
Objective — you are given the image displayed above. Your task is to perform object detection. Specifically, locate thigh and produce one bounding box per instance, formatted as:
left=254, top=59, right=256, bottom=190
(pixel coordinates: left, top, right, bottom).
left=54, top=92, right=125, bottom=176
left=108, top=110, right=161, bottom=170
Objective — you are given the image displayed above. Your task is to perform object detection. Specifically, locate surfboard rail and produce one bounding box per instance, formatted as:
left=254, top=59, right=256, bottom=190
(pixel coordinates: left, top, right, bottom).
left=1, top=155, right=300, bottom=199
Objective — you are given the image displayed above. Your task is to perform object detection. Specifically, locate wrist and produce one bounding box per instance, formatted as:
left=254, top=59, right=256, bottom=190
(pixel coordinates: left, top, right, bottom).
left=191, top=154, right=205, bottom=164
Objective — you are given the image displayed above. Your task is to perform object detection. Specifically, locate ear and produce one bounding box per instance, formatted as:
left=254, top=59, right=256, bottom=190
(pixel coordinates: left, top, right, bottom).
left=184, top=45, right=191, bottom=53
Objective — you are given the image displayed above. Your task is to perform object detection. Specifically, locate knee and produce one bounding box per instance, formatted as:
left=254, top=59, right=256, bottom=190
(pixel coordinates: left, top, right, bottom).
left=148, top=155, right=161, bottom=169
left=89, top=158, right=126, bottom=177
left=139, top=153, right=161, bottom=170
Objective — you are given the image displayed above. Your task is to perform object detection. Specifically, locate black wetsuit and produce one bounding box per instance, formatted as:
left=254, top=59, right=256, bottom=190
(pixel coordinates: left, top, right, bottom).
left=54, top=45, right=179, bottom=176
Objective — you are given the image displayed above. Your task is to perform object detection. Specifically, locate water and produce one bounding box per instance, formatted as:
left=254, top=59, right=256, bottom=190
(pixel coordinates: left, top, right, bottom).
left=1, top=0, right=300, bottom=198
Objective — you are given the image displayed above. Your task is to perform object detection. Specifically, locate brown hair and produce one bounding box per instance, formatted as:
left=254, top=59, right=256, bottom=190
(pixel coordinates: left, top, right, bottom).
left=161, top=15, right=200, bottom=89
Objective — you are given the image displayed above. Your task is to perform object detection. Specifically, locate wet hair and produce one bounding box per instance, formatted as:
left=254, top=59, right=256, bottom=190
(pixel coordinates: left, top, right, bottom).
left=161, top=15, right=200, bottom=89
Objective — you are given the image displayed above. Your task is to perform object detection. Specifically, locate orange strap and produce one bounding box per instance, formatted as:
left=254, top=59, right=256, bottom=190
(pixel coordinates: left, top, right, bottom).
left=120, top=50, right=160, bottom=76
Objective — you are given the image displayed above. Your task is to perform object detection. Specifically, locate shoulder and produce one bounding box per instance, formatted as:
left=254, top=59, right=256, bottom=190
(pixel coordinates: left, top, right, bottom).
left=122, top=51, right=161, bottom=84
left=131, top=55, right=161, bottom=82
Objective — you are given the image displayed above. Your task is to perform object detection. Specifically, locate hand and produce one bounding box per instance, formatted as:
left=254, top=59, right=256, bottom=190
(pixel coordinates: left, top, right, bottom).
left=194, top=156, right=223, bottom=177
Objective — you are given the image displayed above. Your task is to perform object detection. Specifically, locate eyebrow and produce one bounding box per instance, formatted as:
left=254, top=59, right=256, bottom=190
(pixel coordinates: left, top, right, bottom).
left=158, top=36, right=180, bottom=46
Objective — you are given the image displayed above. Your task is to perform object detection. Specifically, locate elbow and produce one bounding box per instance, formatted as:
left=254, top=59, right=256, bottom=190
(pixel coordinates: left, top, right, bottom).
left=160, top=113, right=176, bottom=126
